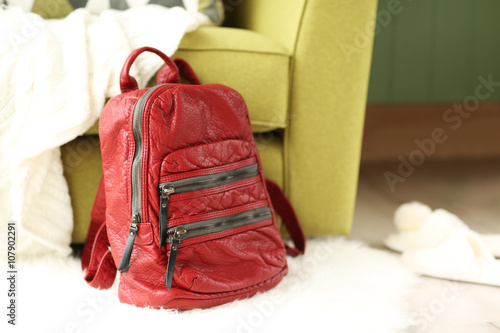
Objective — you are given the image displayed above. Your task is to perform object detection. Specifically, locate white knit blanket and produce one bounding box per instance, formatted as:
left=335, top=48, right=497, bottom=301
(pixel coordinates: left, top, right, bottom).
left=0, top=5, right=208, bottom=256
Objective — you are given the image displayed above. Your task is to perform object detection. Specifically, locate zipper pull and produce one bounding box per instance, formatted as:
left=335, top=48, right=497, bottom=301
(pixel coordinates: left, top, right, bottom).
left=118, top=214, right=140, bottom=273
left=159, top=185, right=175, bottom=247
left=165, top=227, right=187, bottom=290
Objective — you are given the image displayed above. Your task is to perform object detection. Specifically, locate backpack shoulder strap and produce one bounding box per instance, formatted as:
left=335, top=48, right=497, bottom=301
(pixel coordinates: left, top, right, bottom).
left=265, top=179, right=306, bottom=256
left=81, top=177, right=117, bottom=289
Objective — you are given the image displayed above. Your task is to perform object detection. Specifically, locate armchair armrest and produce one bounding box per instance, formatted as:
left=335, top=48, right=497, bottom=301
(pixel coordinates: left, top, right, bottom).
left=224, top=0, right=307, bottom=52
left=227, top=0, right=378, bottom=234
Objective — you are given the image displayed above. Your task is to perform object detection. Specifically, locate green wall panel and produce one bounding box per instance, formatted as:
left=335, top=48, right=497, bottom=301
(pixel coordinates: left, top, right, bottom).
left=367, top=0, right=500, bottom=104
left=367, top=0, right=393, bottom=103
left=431, top=0, right=472, bottom=102
left=472, top=0, right=500, bottom=101
left=391, top=0, right=434, bottom=103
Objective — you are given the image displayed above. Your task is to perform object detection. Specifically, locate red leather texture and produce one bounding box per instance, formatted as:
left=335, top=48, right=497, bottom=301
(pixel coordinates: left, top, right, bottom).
left=83, top=47, right=305, bottom=310
left=173, top=58, right=201, bottom=85
left=266, top=179, right=306, bottom=257
left=81, top=178, right=116, bottom=289
left=167, top=179, right=265, bottom=219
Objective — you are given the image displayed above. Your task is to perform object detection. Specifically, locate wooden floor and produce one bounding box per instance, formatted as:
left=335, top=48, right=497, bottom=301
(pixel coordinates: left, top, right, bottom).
left=350, top=158, right=500, bottom=332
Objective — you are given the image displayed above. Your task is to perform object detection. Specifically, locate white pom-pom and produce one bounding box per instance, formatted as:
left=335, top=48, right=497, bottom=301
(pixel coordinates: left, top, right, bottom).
left=415, top=209, right=465, bottom=247
left=394, top=202, right=432, bottom=232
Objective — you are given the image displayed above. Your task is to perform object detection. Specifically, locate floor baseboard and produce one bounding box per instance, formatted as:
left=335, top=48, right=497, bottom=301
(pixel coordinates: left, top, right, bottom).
left=361, top=103, right=500, bottom=162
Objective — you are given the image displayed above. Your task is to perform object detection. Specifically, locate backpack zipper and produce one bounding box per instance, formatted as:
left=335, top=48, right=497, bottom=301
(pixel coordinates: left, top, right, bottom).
left=164, top=206, right=272, bottom=289
left=117, top=213, right=140, bottom=273
left=158, top=163, right=259, bottom=247
left=118, top=84, right=168, bottom=273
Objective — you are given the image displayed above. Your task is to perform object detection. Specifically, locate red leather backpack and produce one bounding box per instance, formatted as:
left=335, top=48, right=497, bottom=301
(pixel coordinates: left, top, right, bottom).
left=81, top=47, right=305, bottom=310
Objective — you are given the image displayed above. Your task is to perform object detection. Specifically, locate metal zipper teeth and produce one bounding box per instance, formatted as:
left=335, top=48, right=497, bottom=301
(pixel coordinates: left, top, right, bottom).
left=158, top=163, right=259, bottom=247
left=165, top=206, right=272, bottom=243
left=159, top=163, right=259, bottom=195
left=130, top=84, right=168, bottom=221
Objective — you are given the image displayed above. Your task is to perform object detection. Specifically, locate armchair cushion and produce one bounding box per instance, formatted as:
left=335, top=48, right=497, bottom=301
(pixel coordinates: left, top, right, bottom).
left=175, top=26, right=291, bottom=132
left=85, top=25, right=291, bottom=135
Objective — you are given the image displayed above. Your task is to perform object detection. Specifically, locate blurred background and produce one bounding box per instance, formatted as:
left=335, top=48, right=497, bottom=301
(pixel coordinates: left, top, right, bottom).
left=352, top=4, right=500, bottom=329
left=362, top=0, right=500, bottom=162
left=354, top=0, right=500, bottom=244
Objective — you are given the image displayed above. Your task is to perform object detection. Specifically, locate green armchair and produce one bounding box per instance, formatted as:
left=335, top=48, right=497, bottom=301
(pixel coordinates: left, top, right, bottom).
left=64, top=0, right=377, bottom=243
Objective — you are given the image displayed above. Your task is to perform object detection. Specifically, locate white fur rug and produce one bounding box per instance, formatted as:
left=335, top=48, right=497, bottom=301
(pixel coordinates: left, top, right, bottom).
left=1, top=237, right=416, bottom=333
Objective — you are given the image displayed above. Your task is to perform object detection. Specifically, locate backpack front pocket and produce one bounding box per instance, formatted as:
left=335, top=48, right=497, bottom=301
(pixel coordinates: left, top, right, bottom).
left=163, top=204, right=274, bottom=290
left=155, top=155, right=284, bottom=291
left=157, top=158, right=259, bottom=248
